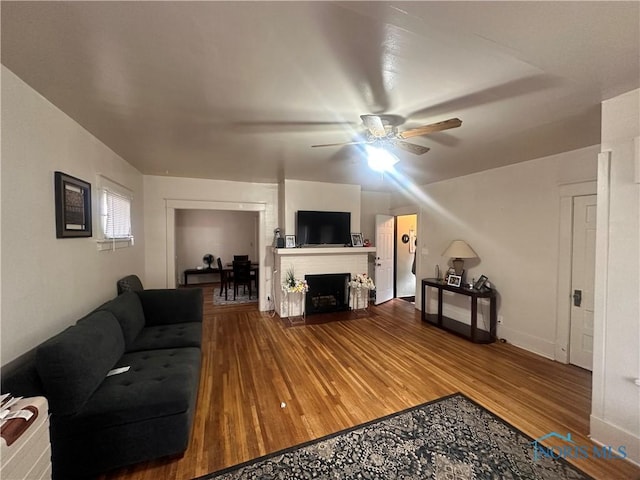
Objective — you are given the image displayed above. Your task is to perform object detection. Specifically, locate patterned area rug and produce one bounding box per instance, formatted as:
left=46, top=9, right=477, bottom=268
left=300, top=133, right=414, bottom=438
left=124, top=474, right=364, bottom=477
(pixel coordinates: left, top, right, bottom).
left=194, top=393, right=591, bottom=480
left=213, top=290, right=258, bottom=306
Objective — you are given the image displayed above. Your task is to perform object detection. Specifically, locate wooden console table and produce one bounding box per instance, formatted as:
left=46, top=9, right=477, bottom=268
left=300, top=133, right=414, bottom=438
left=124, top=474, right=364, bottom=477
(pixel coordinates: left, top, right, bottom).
left=421, top=278, right=497, bottom=343
left=183, top=267, right=218, bottom=285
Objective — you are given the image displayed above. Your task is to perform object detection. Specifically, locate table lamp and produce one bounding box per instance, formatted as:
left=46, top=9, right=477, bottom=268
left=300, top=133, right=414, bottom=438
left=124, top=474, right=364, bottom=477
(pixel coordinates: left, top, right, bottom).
left=442, top=240, right=478, bottom=276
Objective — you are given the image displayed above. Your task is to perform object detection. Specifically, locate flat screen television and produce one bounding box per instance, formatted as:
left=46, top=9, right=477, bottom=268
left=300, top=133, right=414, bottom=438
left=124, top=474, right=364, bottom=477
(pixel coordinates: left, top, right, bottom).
left=296, top=210, right=351, bottom=246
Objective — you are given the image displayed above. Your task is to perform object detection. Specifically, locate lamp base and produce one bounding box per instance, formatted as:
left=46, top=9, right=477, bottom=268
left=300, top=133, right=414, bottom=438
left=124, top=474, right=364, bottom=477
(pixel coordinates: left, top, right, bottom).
left=452, top=258, right=464, bottom=276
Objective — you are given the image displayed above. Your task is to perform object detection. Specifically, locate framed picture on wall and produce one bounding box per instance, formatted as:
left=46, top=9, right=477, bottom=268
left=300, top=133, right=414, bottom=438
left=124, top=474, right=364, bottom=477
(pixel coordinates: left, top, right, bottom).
left=285, top=235, right=296, bottom=248
left=54, top=171, right=92, bottom=238
left=351, top=233, right=364, bottom=247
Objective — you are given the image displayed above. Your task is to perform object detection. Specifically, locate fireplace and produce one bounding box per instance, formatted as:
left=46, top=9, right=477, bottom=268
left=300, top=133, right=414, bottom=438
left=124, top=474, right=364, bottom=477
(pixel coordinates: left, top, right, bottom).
left=273, top=246, right=375, bottom=318
left=305, top=273, right=351, bottom=316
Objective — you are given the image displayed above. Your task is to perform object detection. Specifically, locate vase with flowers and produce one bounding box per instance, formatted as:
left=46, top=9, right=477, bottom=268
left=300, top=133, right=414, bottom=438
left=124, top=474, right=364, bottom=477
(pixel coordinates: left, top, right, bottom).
left=282, top=268, right=308, bottom=317
left=349, top=273, right=375, bottom=311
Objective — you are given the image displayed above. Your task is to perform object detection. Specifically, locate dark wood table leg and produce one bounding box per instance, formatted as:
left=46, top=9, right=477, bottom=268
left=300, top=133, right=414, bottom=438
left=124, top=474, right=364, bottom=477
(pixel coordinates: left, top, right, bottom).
left=437, top=288, right=443, bottom=326
left=421, top=281, right=426, bottom=321
left=470, top=296, right=478, bottom=342
left=490, top=296, right=497, bottom=341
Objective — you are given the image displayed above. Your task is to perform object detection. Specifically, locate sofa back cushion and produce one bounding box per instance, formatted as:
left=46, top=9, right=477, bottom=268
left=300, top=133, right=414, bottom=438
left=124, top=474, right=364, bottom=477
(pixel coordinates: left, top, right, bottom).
left=96, top=291, right=146, bottom=349
left=36, top=311, right=125, bottom=416
left=136, top=288, right=203, bottom=326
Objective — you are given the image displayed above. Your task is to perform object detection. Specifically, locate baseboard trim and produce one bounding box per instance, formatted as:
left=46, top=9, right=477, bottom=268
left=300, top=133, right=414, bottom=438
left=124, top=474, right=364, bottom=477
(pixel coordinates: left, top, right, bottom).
left=590, top=414, right=640, bottom=466
left=497, top=325, right=555, bottom=360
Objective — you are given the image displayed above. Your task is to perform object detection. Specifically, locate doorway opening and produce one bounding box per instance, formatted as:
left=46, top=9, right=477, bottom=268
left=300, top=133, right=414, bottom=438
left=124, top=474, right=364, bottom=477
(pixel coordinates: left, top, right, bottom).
left=165, top=199, right=267, bottom=311
left=175, top=209, right=259, bottom=287
left=395, top=214, right=418, bottom=304
left=373, top=212, right=419, bottom=306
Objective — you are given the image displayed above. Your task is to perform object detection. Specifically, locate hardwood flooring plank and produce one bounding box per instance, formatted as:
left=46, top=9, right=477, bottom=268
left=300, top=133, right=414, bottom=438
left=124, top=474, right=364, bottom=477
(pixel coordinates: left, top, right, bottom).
left=98, top=285, right=640, bottom=480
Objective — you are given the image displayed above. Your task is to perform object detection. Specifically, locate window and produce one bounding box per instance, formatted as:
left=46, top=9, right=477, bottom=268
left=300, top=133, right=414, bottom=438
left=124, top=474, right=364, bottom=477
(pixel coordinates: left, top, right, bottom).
left=97, top=176, right=134, bottom=251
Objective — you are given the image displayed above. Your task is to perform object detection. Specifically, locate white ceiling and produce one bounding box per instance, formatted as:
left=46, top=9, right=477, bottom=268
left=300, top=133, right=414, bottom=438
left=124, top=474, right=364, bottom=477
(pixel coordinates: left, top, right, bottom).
left=2, top=1, right=639, bottom=191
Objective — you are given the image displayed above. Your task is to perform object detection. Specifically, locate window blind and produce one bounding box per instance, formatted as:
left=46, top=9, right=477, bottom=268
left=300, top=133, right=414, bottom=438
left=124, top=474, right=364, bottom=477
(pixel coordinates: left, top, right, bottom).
left=102, top=189, right=131, bottom=239
left=96, top=174, right=134, bottom=251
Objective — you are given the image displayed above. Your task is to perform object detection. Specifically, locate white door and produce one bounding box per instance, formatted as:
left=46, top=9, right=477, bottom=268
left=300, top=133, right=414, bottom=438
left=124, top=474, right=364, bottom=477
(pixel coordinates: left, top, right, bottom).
left=375, top=214, right=394, bottom=305
left=569, top=195, right=597, bottom=370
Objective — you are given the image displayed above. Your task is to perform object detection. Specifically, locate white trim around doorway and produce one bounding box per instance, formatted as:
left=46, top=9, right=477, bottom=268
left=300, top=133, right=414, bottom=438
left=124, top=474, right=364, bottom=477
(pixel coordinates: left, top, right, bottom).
left=554, top=180, right=597, bottom=364
left=165, top=199, right=267, bottom=311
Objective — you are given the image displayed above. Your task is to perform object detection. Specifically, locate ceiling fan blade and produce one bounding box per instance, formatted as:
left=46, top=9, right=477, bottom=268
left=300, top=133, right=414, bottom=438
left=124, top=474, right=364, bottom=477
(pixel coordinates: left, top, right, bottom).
left=398, top=118, right=462, bottom=139
left=311, top=140, right=371, bottom=148
left=360, top=115, right=387, bottom=138
left=394, top=141, right=431, bottom=155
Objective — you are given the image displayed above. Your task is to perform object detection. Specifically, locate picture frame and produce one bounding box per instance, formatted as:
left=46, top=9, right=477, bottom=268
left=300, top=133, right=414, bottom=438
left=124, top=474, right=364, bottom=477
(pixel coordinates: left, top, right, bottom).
left=54, top=171, right=92, bottom=238
left=473, top=274, right=489, bottom=290
left=447, top=274, right=462, bottom=287
left=285, top=235, right=296, bottom=248
left=351, top=233, right=364, bottom=247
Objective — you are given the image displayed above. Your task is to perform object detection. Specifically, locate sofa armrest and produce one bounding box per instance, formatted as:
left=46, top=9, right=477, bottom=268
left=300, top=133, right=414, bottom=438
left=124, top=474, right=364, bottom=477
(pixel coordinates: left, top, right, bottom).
left=136, top=289, right=203, bottom=326
left=1, top=349, right=45, bottom=398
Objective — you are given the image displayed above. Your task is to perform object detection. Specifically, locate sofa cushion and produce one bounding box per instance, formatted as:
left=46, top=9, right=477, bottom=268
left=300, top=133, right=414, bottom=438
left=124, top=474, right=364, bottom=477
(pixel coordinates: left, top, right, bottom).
left=95, top=291, right=146, bottom=348
left=127, top=323, right=202, bottom=352
left=54, top=347, right=201, bottom=433
left=136, top=289, right=203, bottom=326
left=36, top=311, right=125, bottom=416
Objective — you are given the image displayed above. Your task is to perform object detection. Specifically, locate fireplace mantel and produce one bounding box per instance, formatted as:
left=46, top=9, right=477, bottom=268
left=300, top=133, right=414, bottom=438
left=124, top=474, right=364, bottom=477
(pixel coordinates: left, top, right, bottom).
left=274, top=246, right=376, bottom=256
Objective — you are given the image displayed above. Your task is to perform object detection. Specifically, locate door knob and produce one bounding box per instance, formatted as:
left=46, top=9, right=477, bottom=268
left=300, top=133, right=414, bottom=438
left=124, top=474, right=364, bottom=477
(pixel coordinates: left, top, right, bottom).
left=573, top=289, right=582, bottom=307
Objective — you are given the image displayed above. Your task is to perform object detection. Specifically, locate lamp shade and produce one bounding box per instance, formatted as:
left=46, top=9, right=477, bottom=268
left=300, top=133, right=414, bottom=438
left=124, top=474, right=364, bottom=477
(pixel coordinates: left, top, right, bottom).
left=442, top=240, right=478, bottom=259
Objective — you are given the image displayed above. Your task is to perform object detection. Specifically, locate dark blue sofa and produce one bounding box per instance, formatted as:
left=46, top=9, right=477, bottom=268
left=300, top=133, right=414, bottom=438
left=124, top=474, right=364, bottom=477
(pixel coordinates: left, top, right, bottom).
left=1, top=288, right=203, bottom=479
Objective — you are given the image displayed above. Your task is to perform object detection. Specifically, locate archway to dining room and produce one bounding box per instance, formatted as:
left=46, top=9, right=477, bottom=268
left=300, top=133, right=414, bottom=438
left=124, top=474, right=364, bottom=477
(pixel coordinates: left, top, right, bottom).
left=164, top=199, right=268, bottom=311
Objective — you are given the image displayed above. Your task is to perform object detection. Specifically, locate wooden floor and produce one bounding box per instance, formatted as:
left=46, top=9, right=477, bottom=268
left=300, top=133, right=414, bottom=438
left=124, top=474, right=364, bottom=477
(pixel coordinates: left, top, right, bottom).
left=100, top=285, right=640, bottom=480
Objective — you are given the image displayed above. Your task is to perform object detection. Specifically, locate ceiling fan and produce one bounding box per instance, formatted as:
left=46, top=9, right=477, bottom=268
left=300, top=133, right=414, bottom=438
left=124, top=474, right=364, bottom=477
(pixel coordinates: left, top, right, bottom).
left=311, top=115, right=462, bottom=155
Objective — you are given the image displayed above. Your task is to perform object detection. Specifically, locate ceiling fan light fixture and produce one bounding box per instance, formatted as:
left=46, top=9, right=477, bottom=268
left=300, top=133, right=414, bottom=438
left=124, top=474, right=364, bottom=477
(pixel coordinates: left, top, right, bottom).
left=365, top=146, right=399, bottom=172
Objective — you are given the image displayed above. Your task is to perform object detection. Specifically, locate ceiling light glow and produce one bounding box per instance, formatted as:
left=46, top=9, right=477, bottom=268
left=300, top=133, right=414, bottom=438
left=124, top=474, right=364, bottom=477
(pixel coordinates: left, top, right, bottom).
left=365, top=146, right=399, bottom=172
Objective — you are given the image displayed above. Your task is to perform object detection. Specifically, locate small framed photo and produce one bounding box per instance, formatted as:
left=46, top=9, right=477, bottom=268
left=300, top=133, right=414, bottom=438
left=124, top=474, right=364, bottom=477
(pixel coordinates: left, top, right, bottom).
left=285, top=235, right=296, bottom=248
left=447, top=274, right=462, bottom=287
left=54, top=171, right=92, bottom=238
left=351, top=233, right=364, bottom=247
left=473, top=275, right=489, bottom=290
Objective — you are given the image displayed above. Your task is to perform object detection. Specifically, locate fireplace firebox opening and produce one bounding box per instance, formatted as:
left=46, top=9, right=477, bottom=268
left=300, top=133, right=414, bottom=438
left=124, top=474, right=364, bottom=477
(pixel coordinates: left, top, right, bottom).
left=305, top=273, right=351, bottom=316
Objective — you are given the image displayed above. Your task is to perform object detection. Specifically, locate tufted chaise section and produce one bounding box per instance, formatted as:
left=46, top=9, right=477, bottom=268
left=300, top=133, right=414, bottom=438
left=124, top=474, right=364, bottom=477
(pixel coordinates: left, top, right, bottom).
left=49, top=347, right=201, bottom=478
left=2, top=287, right=203, bottom=480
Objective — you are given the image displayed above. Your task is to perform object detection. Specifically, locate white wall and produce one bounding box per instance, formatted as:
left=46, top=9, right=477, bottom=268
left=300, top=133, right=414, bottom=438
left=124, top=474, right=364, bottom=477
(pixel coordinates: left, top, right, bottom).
left=414, top=145, right=599, bottom=359
left=175, top=209, right=258, bottom=284
left=1, top=67, right=144, bottom=365
left=591, top=88, right=640, bottom=462
left=282, top=179, right=361, bottom=237
left=142, top=175, right=278, bottom=309
left=360, top=191, right=391, bottom=244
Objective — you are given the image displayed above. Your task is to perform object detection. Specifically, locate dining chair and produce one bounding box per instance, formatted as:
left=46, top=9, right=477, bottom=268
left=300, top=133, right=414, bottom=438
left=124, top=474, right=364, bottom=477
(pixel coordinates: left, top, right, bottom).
left=232, top=260, right=252, bottom=300
left=233, top=255, right=249, bottom=262
left=217, top=257, right=232, bottom=300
